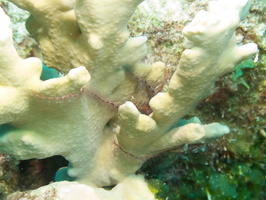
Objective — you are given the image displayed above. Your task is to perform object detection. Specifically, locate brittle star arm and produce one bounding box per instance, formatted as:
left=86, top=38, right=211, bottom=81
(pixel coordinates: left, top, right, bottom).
left=116, top=0, right=258, bottom=157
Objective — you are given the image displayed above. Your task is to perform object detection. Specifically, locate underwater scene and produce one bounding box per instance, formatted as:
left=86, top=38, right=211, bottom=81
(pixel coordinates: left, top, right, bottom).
left=0, top=0, right=265, bottom=199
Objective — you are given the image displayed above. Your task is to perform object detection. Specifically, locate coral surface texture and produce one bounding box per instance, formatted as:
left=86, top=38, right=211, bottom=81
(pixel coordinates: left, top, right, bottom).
left=0, top=0, right=258, bottom=199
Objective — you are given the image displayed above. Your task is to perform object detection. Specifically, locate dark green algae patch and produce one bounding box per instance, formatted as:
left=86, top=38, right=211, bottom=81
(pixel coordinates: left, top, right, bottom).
left=140, top=138, right=265, bottom=200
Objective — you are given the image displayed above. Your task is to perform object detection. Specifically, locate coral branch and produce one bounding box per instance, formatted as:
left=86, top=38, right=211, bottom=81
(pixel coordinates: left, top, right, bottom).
left=116, top=0, right=258, bottom=158
left=0, top=0, right=259, bottom=198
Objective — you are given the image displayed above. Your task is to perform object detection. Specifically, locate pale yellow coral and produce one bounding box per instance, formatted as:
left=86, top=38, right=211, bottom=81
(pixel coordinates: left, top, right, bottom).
left=0, top=0, right=258, bottom=198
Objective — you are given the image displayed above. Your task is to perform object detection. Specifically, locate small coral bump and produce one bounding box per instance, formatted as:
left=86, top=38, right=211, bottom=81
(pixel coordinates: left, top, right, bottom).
left=128, top=36, right=148, bottom=48
left=68, top=66, right=91, bottom=85
left=88, top=33, right=103, bottom=50
left=119, top=101, right=140, bottom=121
left=202, top=123, right=230, bottom=139
left=236, top=43, right=258, bottom=61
